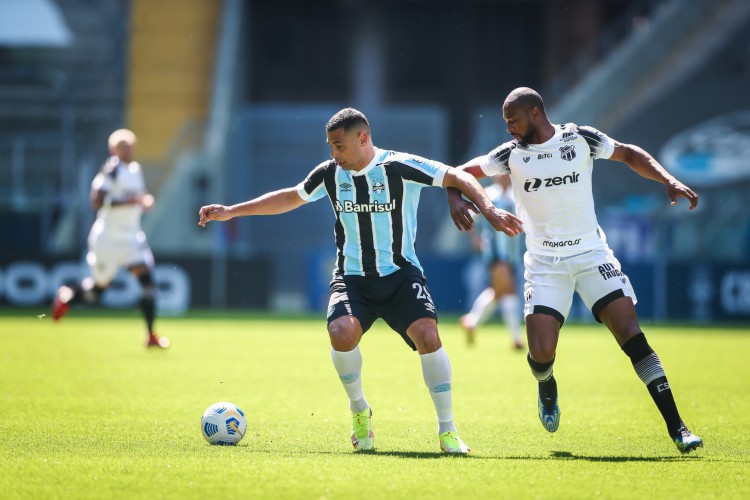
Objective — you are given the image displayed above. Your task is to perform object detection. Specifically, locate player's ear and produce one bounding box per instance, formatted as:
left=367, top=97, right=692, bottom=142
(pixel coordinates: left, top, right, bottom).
left=358, top=130, right=368, bottom=146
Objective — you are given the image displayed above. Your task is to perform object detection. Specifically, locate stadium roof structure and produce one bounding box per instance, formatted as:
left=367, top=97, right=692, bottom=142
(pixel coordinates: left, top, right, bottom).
left=0, top=0, right=72, bottom=47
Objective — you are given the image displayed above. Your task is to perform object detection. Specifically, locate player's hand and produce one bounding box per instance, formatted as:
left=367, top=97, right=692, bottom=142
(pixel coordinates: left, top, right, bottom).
left=198, top=204, right=233, bottom=227
left=448, top=192, right=479, bottom=232
left=666, top=180, right=698, bottom=210
left=483, top=207, right=524, bottom=237
left=141, top=194, right=155, bottom=211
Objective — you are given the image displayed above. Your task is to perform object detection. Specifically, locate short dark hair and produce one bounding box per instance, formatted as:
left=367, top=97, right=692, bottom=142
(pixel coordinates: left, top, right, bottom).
left=326, top=108, right=370, bottom=132
left=504, top=87, right=547, bottom=116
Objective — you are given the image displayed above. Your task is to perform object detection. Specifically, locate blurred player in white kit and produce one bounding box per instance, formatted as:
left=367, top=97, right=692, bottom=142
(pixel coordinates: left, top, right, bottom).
left=52, top=129, right=168, bottom=348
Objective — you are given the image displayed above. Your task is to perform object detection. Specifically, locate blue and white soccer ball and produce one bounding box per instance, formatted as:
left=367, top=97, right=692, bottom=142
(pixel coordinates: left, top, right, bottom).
left=200, top=402, right=247, bottom=445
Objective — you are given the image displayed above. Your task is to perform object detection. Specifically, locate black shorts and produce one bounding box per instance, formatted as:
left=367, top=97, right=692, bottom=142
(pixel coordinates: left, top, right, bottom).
left=326, top=264, right=438, bottom=351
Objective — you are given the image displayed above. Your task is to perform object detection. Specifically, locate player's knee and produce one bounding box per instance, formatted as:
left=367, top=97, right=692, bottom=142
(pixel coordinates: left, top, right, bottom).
left=406, top=318, right=441, bottom=353
left=526, top=314, right=559, bottom=362
left=327, top=317, right=361, bottom=351
left=527, top=340, right=556, bottom=364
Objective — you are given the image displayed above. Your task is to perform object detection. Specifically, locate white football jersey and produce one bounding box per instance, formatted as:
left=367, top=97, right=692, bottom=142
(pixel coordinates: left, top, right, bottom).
left=479, top=123, right=615, bottom=256
left=89, top=157, right=146, bottom=238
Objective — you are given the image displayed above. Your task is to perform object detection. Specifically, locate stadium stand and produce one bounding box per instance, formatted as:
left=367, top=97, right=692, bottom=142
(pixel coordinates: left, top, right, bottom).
left=0, top=0, right=127, bottom=252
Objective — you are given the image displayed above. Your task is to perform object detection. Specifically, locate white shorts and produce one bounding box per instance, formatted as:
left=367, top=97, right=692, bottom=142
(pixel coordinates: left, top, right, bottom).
left=86, top=229, right=154, bottom=285
left=522, top=247, right=637, bottom=324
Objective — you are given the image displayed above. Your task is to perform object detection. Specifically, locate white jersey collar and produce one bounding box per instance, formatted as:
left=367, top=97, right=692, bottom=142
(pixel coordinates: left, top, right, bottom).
left=351, top=147, right=384, bottom=176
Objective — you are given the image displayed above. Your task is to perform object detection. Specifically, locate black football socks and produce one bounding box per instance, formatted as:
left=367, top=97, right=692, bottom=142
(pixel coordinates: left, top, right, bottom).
left=528, top=353, right=557, bottom=412
left=622, top=333, right=683, bottom=435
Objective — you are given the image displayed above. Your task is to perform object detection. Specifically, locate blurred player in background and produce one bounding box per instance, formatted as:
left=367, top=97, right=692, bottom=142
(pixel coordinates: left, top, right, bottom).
left=198, top=108, right=523, bottom=454
left=52, top=129, right=168, bottom=349
left=447, top=87, right=702, bottom=454
left=460, top=174, right=524, bottom=349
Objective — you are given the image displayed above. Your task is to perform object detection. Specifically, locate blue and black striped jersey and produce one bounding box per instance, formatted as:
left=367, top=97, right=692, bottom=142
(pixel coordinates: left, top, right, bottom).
left=296, top=147, right=450, bottom=277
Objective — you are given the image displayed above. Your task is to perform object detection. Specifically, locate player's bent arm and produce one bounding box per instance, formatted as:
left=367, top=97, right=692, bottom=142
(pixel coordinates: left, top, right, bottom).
left=609, top=142, right=674, bottom=183
left=90, top=188, right=146, bottom=211
left=455, top=157, right=488, bottom=180
left=90, top=188, right=105, bottom=211
left=198, top=187, right=306, bottom=227
left=444, top=158, right=500, bottom=232
left=445, top=157, right=488, bottom=206
left=443, top=168, right=494, bottom=214
left=610, top=141, right=698, bottom=209
left=443, top=168, right=523, bottom=236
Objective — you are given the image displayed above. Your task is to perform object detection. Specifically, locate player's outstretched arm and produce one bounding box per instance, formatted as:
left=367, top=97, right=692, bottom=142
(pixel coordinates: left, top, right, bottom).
left=443, top=167, right=523, bottom=237
left=198, top=187, right=306, bottom=227
left=610, top=141, right=698, bottom=210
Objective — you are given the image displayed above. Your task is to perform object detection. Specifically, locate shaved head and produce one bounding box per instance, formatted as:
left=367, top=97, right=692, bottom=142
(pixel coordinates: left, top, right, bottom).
left=108, top=128, right=136, bottom=149
left=108, top=128, right=136, bottom=162
left=501, top=87, right=554, bottom=146
left=503, top=87, right=546, bottom=116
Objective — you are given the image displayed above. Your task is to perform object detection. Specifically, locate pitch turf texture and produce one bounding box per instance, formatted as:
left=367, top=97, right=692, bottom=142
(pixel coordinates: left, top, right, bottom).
left=1, top=311, right=749, bottom=499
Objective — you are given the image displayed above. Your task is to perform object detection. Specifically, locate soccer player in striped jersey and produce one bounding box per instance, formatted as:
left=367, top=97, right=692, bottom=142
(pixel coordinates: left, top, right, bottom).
left=51, top=129, right=168, bottom=349
left=460, top=174, right=524, bottom=349
left=447, top=87, right=703, bottom=454
left=199, top=108, right=523, bottom=453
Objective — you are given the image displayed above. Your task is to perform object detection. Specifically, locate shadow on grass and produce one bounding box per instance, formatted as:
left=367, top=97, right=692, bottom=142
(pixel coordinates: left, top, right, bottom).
left=545, top=450, right=702, bottom=462
left=365, top=450, right=471, bottom=459
left=235, top=448, right=470, bottom=459
left=378, top=450, right=702, bottom=461
left=233, top=448, right=702, bottom=461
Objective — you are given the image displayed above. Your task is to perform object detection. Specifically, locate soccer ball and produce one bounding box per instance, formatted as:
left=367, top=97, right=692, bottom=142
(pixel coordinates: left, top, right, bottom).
left=200, top=402, right=247, bottom=445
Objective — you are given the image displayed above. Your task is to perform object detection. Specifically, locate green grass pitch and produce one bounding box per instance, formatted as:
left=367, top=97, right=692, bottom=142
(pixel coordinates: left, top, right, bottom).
left=1, top=310, right=749, bottom=499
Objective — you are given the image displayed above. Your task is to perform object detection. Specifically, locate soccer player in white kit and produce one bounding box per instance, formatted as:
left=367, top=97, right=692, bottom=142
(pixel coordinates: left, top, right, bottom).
left=52, top=129, right=169, bottom=349
left=447, top=87, right=702, bottom=454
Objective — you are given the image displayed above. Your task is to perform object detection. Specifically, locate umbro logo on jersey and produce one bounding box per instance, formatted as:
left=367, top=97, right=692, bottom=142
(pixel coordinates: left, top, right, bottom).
left=560, top=145, right=576, bottom=161
left=523, top=172, right=580, bottom=192
left=523, top=157, right=530, bottom=163
left=372, top=180, right=385, bottom=194
left=339, top=183, right=352, bottom=192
